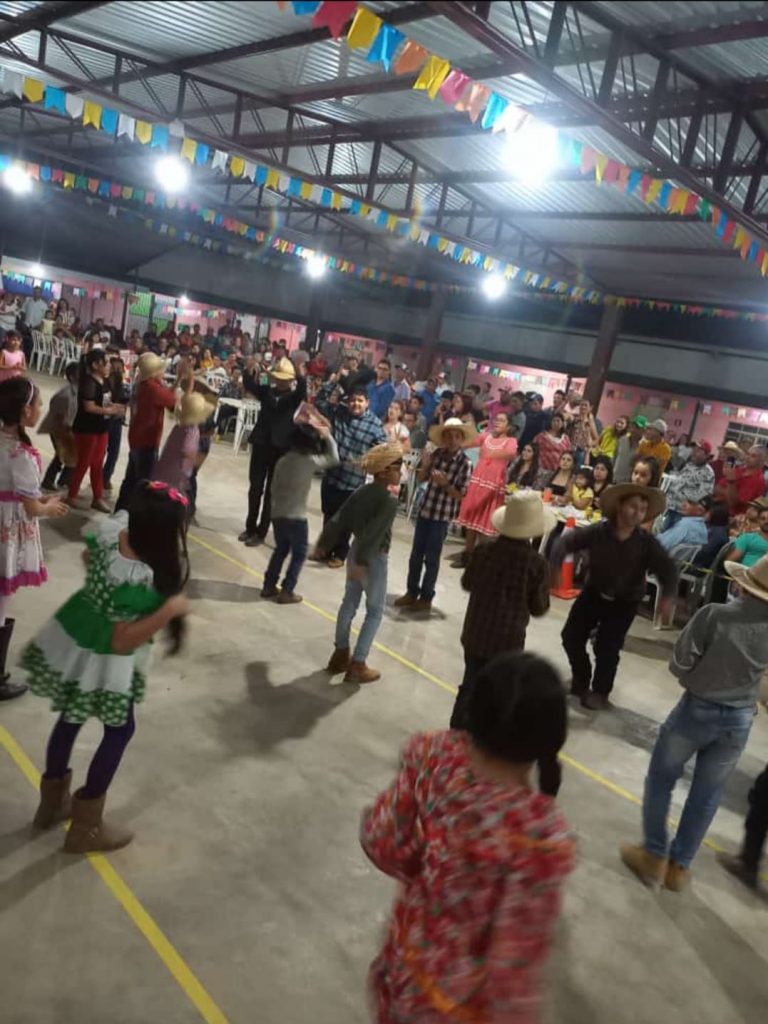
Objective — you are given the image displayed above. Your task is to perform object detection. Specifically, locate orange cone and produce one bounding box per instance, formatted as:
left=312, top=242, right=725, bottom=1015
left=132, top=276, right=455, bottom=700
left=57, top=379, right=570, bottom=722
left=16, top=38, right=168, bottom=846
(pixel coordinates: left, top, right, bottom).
left=551, top=517, right=581, bottom=599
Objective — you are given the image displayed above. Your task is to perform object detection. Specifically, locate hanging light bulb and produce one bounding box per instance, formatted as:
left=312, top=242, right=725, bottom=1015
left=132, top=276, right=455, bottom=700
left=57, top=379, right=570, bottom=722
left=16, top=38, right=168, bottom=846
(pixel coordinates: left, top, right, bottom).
left=504, top=120, right=560, bottom=186
left=155, top=156, right=189, bottom=194
left=305, top=255, right=327, bottom=279
left=482, top=274, right=506, bottom=300
left=30, top=262, right=44, bottom=276
left=3, top=164, right=32, bottom=195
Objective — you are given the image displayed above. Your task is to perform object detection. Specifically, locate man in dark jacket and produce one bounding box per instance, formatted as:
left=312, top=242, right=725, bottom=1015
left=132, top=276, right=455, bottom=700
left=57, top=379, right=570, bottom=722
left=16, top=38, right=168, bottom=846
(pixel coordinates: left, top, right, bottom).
left=239, top=357, right=306, bottom=547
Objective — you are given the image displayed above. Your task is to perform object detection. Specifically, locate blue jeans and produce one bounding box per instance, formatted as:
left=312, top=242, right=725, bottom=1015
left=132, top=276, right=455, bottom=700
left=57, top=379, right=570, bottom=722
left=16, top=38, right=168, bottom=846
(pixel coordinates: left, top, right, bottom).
left=661, top=508, right=683, bottom=532
left=264, top=518, right=308, bottom=593
left=103, top=418, right=123, bottom=486
left=406, top=517, right=449, bottom=601
left=643, top=693, right=755, bottom=868
left=334, top=549, right=387, bottom=663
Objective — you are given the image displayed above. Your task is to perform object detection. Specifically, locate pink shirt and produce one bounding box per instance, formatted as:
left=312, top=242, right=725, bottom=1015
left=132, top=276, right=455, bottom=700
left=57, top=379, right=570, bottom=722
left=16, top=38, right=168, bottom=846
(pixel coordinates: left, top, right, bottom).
left=0, top=349, right=26, bottom=383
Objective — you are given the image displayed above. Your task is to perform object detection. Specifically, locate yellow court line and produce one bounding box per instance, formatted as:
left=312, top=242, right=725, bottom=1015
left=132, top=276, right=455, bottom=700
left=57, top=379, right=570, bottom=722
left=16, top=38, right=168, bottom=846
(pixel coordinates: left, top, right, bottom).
left=190, top=531, right=768, bottom=881
left=0, top=723, right=229, bottom=1024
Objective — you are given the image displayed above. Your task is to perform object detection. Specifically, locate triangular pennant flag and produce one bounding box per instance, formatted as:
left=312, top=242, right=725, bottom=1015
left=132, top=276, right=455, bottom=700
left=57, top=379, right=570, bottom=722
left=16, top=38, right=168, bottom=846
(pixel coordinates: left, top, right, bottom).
left=195, top=143, right=210, bottom=166
left=366, top=22, right=404, bottom=71
left=135, top=120, right=152, bottom=144
left=181, top=137, right=197, bottom=163
left=291, top=1, right=321, bottom=13
left=438, top=69, right=470, bottom=106
left=347, top=6, right=382, bottom=48
left=455, top=82, right=489, bottom=123
left=43, top=86, right=67, bottom=115
left=101, top=108, right=118, bottom=135
left=83, top=101, right=102, bottom=129
left=594, top=154, right=608, bottom=182
left=168, top=119, right=185, bottom=139
left=265, top=168, right=280, bottom=189
left=394, top=39, right=428, bottom=75
left=150, top=124, right=169, bottom=149
left=480, top=92, right=508, bottom=130
left=22, top=77, right=44, bottom=103
left=63, top=172, right=75, bottom=189
left=117, top=112, right=135, bottom=140
left=51, top=168, right=64, bottom=183
left=300, top=181, right=314, bottom=199
left=312, top=0, right=357, bottom=38
left=230, top=156, right=245, bottom=177
left=413, top=56, right=451, bottom=101
left=645, top=179, right=662, bottom=205
left=2, top=70, right=23, bottom=99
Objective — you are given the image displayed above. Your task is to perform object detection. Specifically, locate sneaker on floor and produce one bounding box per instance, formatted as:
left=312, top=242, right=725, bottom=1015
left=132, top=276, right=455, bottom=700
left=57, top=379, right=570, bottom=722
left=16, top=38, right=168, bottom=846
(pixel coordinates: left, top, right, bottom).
left=91, top=499, right=111, bottom=513
left=620, top=843, right=668, bottom=889
left=581, top=691, right=609, bottom=710
left=328, top=558, right=345, bottom=569
left=412, top=599, right=432, bottom=613
left=277, top=590, right=303, bottom=604
left=238, top=530, right=254, bottom=543
left=344, top=661, right=380, bottom=684
left=244, top=534, right=265, bottom=548
left=260, top=586, right=279, bottom=599
left=0, top=679, right=27, bottom=701
left=394, top=594, right=417, bottom=608
left=664, top=861, right=691, bottom=893
left=716, top=852, right=759, bottom=890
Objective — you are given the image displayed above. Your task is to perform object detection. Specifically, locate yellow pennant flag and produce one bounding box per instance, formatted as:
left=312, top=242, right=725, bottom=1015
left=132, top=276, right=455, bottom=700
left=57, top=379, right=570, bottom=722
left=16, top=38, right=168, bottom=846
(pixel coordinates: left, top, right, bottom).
left=359, top=202, right=371, bottom=218
left=347, top=7, right=382, bottom=49
left=22, top=77, right=44, bottom=103
left=413, top=55, right=451, bottom=101
left=180, top=137, right=197, bottom=163
left=83, top=101, right=102, bottom=129
left=645, top=179, right=662, bottom=205
left=386, top=214, right=397, bottom=232
left=300, top=181, right=313, bottom=200
left=122, top=186, right=133, bottom=200
left=594, top=154, right=608, bottom=183
left=437, top=237, right=448, bottom=253
left=331, top=192, right=342, bottom=210
left=230, top=156, right=245, bottom=177
left=761, top=252, right=768, bottom=277
left=63, top=172, right=75, bottom=189
left=265, top=168, right=280, bottom=189
left=135, top=120, right=152, bottom=144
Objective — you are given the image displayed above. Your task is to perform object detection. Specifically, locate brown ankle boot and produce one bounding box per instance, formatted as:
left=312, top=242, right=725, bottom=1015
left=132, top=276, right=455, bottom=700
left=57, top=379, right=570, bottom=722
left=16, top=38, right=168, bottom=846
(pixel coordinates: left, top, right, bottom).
left=326, top=647, right=351, bottom=674
left=32, top=770, right=72, bottom=830
left=344, top=661, right=381, bottom=684
left=63, top=790, right=133, bottom=854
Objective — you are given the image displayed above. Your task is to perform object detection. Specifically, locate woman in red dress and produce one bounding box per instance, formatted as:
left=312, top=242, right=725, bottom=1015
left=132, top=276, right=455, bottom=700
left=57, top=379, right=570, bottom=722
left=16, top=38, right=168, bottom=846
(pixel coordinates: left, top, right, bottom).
left=453, top=412, right=517, bottom=565
left=361, top=651, right=574, bottom=1024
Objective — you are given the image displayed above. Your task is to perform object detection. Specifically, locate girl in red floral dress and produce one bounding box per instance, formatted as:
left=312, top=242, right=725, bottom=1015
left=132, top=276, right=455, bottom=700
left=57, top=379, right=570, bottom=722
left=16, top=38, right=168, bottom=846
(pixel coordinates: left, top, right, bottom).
left=361, top=652, right=574, bottom=1024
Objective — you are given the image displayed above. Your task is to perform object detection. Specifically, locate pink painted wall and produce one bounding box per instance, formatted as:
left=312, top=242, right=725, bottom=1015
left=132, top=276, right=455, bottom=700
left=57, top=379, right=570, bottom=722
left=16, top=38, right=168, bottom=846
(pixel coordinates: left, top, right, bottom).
left=269, top=319, right=306, bottom=351
left=463, top=358, right=580, bottom=405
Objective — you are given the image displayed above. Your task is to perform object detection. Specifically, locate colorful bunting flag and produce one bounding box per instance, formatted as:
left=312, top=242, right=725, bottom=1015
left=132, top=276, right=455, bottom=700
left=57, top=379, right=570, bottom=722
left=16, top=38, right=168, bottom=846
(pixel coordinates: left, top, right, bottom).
left=22, top=76, right=44, bottom=103
left=312, top=0, right=357, bottom=37
left=413, top=55, right=450, bottom=100
left=135, top=120, right=152, bottom=145
left=481, top=92, right=507, bottom=130
left=438, top=69, right=470, bottom=106
left=394, top=39, right=428, bottom=75
left=43, top=86, right=66, bottom=115
left=101, top=108, right=118, bottom=135
left=347, top=6, right=381, bottom=48
left=366, top=22, right=404, bottom=71
left=455, top=82, right=489, bottom=123
left=83, top=101, right=102, bottom=129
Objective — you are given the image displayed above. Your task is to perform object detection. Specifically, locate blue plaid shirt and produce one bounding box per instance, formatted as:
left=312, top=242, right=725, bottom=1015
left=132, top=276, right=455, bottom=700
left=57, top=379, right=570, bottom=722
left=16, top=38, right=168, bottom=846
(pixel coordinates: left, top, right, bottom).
left=317, top=384, right=387, bottom=492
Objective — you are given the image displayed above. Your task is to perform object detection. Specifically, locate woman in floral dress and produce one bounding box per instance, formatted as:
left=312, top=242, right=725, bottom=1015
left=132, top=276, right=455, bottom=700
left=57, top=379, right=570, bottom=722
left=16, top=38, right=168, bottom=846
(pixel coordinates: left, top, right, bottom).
left=453, top=412, right=517, bottom=565
left=361, top=651, right=574, bottom=1024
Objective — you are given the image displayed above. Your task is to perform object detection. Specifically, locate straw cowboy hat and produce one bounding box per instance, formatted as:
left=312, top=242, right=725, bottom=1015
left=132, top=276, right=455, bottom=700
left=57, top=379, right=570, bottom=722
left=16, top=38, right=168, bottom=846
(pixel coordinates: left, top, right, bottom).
left=491, top=490, right=556, bottom=540
left=599, top=483, right=666, bottom=521
left=360, top=440, right=403, bottom=475
left=178, top=392, right=210, bottom=427
left=137, top=352, right=166, bottom=382
left=725, top=555, right=768, bottom=603
left=428, top=416, right=478, bottom=446
left=270, top=357, right=296, bottom=382
left=721, top=440, right=741, bottom=453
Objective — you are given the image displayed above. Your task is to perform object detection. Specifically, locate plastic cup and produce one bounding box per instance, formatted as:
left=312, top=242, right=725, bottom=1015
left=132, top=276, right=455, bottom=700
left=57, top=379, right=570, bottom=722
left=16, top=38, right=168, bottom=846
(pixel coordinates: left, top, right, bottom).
left=542, top=488, right=553, bottom=503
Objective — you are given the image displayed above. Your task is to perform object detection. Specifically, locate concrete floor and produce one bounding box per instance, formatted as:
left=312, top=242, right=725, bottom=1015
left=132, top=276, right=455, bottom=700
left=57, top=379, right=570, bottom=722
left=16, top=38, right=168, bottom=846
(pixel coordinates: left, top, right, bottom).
left=2, top=373, right=767, bottom=1024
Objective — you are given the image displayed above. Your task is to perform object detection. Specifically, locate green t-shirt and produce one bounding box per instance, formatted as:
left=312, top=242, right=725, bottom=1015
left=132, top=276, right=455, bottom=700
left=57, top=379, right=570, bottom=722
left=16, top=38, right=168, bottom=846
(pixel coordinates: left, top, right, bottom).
left=734, top=531, right=768, bottom=568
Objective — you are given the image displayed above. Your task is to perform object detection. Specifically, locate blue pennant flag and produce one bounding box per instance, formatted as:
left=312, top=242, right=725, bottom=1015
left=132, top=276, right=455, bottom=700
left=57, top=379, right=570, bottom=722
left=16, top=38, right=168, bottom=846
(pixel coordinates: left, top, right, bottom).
left=101, top=108, right=118, bottom=135
left=43, top=86, right=66, bottom=115
left=366, top=23, right=405, bottom=72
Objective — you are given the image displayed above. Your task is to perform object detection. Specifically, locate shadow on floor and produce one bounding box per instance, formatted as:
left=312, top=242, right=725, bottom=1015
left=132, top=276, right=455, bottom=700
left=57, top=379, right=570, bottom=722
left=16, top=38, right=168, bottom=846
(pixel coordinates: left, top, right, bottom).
left=0, top=849, right=79, bottom=915
left=40, top=511, right=92, bottom=551
left=623, top=634, right=676, bottom=662
left=185, top=578, right=262, bottom=603
left=214, top=660, right=359, bottom=754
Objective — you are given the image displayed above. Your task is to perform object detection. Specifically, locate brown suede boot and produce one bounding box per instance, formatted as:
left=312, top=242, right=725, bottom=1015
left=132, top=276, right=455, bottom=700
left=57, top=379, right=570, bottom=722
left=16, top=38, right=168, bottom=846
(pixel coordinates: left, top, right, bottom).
left=32, top=770, right=73, bottom=830
left=664, top=861, right=691, bottom=893
left=326, top=647, right=351, bottom=674
left=344, top=661, right=381, bottom=684
left=393, top=594, right=417, bottom=608
left=619, top=843, right=668, bottom=889
left=63, top=790, right=133, bottom=854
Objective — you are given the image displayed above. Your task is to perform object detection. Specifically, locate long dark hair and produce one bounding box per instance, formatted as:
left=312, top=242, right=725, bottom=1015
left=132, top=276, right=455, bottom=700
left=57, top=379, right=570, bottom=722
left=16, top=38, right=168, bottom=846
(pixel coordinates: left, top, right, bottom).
left=80, top=347, right=106, bottom=387
left=127, top=482, right=189, bottom=654
left=508, top=442, right=539, bottom=487
left=590, top=455, right=614, bottom=495
left=0, top=377, right=37, bottom=446
left=631, top=453, right=661, bottom=488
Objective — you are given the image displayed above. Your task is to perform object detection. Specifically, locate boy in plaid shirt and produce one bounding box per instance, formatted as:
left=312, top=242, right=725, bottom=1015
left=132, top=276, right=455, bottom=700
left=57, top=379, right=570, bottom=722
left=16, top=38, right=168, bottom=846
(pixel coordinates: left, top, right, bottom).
left=395, top=418, right=473, bottom=612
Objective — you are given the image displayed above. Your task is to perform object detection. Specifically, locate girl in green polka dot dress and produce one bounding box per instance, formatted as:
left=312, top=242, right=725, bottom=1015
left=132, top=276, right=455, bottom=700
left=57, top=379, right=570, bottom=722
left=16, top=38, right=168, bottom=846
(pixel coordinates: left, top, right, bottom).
left=22, top=480, right=191, bottom=853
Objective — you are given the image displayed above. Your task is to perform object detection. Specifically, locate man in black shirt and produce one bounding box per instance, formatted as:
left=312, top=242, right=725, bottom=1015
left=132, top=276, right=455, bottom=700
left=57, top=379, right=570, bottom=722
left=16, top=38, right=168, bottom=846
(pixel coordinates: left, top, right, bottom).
left=239, top=357, right=305, bottom=546
left=552, top=483, right=676, bottom=709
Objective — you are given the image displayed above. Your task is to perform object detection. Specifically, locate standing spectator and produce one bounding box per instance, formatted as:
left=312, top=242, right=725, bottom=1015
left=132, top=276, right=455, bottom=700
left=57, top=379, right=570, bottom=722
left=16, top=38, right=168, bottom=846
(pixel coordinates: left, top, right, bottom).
left=367, top=358, right=396, bottom=421
left=716, top=444, right=767, bottom=515
left=710, top=439, right=741, bottom=483
left=661, top=440, right=715, bottom=530
left=392, top=363, right=411, bottom=403
left=506, top=391, right=527, bottom=440
left=307, top=350, right=328, bottom=378
left=454, top=413, right=517, bottom=566
left=415, top=376, right=440, bottom=424
left=568, top=398, right=599, bottom=464
left=403, top=411, right=426, bottom=450
left=613, top=415, right=647, bottom=483
left=314, top=385, right=387, bottom=567
left=533, top=412, right=572, bottom=475
left=671, top=432, right=693, bottom=471
left=39, top=362, right=80, bottom=492
left=0, top=292, right=18, bottom=341
left=116, top=353, right=183, bottom=511
left=621, top=554, right=768, bottom=892
left=395, top=418, right=473, bottom=612
left=544, top=388, right=567, bottom=424
left=406, top=394, right=427, bottom=436
left=471, top=380, right=493, bottom=417
left=637, top=418, right=672, bottom=474
left=143, top=322, right=159, bottom=349
left=68, top=350, right=126, bottom=512
left=0, top=331, right=27, bottom=382
left=594, top=416, right=628, bottom=462
left=239, top=357, right=306, bottom=547
left=518, top=394, right=549, bottom=448
left=102, top=355, right=129, bottom=494
left=21, top=285, right=48, bottom=332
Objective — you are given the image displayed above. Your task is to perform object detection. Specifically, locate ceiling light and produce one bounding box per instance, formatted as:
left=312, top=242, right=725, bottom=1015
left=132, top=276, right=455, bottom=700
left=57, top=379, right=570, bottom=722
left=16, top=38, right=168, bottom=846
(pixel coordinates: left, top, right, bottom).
left=504, top=120, right=560, bottom=186
left=306, top=255, right=326, bottom=279
left=179, top=294, right=189, bottom=306
left=482, top=274, right=506, bottom=300
left=155, top=156, right=189, bottom=194
left=3, top=164, right=32, bottom=195
left=30, top=262, right=44, bottom=276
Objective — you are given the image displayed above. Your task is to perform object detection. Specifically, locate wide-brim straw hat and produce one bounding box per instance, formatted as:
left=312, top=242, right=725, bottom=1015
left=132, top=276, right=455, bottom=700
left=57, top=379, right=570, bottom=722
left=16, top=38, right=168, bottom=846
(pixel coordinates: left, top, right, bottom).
left=428, top=416, right=478, bottom=446
left=360, top=440, right=404, bottom=475
left=725, top=556, right=768, bottom=603
left=600, top=483, right=666, bottom=521
left=721, top=440, right=741, bottom=453
left=178, top=392, right=210, bottom=427
left=748, top=495, right=768, bottom=512
left=270, top=356, right=296, bottom=381
left=491, top=490, right=556, bottom=540
left=137, top=352, right=166, bottom=381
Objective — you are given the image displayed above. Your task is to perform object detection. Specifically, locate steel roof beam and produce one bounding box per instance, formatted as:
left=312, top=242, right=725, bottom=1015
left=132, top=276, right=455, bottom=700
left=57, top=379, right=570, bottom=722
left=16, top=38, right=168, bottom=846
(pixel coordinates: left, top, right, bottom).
left=0, top=2, right=112, bottom=43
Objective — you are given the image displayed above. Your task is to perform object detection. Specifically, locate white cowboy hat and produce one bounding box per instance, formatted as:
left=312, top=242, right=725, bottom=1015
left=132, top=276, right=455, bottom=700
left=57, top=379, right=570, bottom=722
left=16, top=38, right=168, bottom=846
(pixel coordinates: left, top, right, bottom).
left=428, top=416, right=478, bottom=446
left=270, top=356, right=296, bottom=382
left=137, top=352, right=166, bottom=381
left=648, top=418, right=668, bottom=434
left=599, top=483, right=666, bottom=522
left=725, top=556, right=768, bottom=603
left=178, top=392, right=210, bottom=427
left=491, top=490, right=556, bottom=540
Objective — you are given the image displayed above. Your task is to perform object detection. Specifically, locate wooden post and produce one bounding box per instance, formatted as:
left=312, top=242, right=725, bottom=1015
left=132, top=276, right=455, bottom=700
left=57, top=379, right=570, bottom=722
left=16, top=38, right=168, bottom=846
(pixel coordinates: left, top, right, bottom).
left=583, top=302, right=623, bottom=409
left=417, top=292, right=446, bottom=380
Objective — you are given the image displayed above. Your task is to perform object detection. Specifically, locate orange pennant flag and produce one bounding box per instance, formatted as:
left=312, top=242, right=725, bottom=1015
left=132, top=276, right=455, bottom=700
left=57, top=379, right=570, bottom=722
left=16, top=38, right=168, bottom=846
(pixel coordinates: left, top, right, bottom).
left=394, top=39, right=428, bottom=75
left=455, top=82, right=489, bottom=123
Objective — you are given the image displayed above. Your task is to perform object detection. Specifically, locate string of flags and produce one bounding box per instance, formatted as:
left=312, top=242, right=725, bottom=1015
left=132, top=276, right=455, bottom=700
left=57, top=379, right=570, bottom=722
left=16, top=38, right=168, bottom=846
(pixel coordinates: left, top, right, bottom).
left=281, top=1, right=768, bottom=280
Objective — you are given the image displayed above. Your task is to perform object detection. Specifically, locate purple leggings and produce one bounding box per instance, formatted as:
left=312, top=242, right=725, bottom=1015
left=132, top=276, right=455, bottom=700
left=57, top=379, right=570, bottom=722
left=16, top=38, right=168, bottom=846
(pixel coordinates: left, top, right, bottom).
left=44, top=703, right=136, bottom=798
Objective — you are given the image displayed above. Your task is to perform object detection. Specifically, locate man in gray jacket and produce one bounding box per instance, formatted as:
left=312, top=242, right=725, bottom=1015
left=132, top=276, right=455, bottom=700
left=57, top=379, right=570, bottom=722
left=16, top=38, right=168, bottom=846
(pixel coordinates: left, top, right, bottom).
left=39, top=361, right=79, bottom=491
left=620, top=554, right=768, bottom=892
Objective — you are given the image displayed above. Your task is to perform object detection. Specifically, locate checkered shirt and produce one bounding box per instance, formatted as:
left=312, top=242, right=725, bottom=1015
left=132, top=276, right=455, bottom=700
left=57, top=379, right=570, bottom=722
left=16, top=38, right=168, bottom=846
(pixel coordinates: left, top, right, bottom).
left=317, top=386, right=387, bottom=492
left=419, top=447, right=472, bottom=521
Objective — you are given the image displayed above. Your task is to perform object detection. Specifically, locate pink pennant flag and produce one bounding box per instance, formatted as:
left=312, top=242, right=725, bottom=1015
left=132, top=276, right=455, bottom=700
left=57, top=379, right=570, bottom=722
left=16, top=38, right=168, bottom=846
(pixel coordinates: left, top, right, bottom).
left=455, top=82, right=489, bottom=123
left=438, top=69, right=470, bottom=106
left=603, top=160, right=620, bottom=184
left=579, top=146, right=598, bottom=174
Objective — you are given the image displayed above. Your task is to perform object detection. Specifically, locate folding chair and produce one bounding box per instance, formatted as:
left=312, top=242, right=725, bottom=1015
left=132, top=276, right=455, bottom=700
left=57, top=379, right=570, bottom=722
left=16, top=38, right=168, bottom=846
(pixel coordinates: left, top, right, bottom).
left=233, top=400, right=259, bottom=455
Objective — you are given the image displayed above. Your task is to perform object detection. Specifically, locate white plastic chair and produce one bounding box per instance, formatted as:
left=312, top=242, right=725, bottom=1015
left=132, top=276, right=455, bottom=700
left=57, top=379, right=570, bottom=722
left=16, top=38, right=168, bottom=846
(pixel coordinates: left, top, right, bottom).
left=30, top=330, right=48, bottom=371
left=402, top=451, right=421, bottom=515
left=233, top=400, right=259, bottom=455
left=49, top=335, right=66, bottom=375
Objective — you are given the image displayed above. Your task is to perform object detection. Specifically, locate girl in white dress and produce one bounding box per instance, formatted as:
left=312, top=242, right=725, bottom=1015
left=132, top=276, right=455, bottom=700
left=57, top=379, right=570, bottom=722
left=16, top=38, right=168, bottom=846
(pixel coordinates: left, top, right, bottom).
left=0, top=378, right=67, bottom=700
